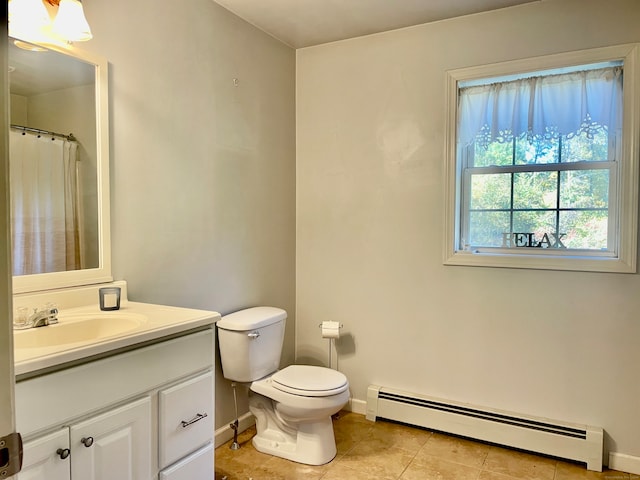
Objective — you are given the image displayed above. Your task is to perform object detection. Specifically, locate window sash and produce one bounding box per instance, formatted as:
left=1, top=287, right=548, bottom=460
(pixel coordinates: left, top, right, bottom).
left=459, top=149, right=618, bottom=254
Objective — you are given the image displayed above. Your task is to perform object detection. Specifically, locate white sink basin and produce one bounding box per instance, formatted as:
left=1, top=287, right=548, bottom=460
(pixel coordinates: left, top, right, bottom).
left=14, top=312, right=148, bottom=349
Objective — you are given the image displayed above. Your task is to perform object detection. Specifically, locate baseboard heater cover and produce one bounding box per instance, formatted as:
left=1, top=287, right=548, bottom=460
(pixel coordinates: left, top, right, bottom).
left=366, top=385, right=603, bottom=472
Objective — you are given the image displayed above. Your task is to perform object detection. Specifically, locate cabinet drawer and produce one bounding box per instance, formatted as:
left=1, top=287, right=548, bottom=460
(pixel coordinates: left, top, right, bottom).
left=159, top=371, right=213, bottom=468
left=159, top=443, right=214, bottom=480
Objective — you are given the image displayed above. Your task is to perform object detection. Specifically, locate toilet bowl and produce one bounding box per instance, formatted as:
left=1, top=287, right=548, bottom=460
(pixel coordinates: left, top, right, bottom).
left=249, top=365, right=349, bottom=464
left=217, top=307, right=350, bottom=465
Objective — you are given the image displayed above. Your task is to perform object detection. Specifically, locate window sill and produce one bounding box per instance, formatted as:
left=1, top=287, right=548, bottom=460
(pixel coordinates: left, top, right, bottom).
left=443, top=250, right=636, bottom=273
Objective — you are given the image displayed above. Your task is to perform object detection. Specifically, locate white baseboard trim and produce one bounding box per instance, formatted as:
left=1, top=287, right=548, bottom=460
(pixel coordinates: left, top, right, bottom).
left=347, top=397, right=367, bottom=416
left=214, top=412, right=255, bottom=448
left=609, top=452, right=640, bottom=475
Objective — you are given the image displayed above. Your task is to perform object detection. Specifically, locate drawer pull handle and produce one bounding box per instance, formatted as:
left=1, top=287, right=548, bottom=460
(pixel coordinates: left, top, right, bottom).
left=181, top=413, right=208, bottom=428
left=81, top=437, right=94, bottom=448
left=56, top=448, right=71, bottom=460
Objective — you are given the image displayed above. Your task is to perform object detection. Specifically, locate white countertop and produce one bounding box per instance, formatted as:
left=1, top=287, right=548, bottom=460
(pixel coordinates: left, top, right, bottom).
left=14, top=301, right=220, bottom=377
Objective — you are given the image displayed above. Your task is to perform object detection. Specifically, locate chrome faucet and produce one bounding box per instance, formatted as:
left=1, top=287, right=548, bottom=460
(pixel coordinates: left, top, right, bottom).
left=28, top=304, right=59, bottom=328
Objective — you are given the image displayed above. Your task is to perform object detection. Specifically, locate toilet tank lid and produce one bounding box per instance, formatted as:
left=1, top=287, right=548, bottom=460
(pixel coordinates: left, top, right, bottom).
left=217, top=306, right=287, bottom=331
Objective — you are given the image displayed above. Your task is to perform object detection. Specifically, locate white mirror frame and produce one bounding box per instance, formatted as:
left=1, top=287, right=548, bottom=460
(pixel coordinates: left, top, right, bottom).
left=11, top=41, right=111, bottom=294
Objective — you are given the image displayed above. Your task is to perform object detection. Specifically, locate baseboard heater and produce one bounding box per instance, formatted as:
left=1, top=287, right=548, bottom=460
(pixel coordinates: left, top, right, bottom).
left=366, top=385, right=603, bottom=472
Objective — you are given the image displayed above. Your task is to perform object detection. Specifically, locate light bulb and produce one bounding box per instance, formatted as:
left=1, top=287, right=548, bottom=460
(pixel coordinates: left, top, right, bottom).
left=8, top=0, right=51, bottom=42
left=51, top=0, right=93, bottom=42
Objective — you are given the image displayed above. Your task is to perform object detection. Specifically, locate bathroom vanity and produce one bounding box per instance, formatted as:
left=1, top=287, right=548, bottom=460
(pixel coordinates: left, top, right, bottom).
left=13, top=283, right=219, bottom=480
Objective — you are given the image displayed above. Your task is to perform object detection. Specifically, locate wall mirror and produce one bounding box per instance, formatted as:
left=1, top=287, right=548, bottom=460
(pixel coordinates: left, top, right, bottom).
left=8, top=38, right=111, bottom=294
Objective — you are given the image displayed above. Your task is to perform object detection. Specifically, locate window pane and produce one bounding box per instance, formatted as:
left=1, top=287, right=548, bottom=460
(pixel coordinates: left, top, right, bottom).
left=515, top=135, right=558, bottom=165
left=561, top=130, right=609, bottom=163
left=513, top=171, right=558, bottom=209
left=470, top=173, right=511, bottom=209
left=468, top=211, right=510, bottom=247
left=559, top=210, right=608, bottom=249
left=512, top=211, right=556, bottom=238
left=473, top=141, right=512, bottom=167
left=560, top=170, right=609, bottom=208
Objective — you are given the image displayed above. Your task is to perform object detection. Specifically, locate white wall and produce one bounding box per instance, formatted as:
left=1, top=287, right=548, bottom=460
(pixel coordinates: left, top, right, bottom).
left=296, top=0, right=640, bottom=460
left=80, top=0, right=296, bottom=430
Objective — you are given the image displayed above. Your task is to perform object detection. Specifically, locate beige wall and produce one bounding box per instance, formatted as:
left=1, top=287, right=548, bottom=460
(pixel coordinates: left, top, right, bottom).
left=81, top=0, right=296, bottom=430
left=297, top=0, right=640, bottom=459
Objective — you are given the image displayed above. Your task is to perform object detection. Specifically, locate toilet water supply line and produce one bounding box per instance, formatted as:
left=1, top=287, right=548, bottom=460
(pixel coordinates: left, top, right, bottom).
left=229, top=382, right=240, bottom=450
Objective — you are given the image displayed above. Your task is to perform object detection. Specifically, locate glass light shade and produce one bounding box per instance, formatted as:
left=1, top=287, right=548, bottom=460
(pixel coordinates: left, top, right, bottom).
left=8, top=0, right=51, bottom=42
left=51, top=0, right=93, bottom=42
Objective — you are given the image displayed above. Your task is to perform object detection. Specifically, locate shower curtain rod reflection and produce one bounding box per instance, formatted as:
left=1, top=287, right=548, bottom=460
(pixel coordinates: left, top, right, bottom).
left=11, top=124, right=77, bottom=142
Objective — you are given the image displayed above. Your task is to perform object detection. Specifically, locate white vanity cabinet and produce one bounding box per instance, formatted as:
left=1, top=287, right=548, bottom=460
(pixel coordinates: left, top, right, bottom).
left=19, top=398, right=151, bottom=480
left=15, top=328, right=215, bottom=480
left=70, top=397, right=152, bottom=480
left=18, top=429, right=70, bottom=480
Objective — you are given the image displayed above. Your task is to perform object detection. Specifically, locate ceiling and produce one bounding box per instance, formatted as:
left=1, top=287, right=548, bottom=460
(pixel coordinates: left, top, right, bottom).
left=212, top=0, right=540, bottom=48
left=9, top=41, right=94, bottom=97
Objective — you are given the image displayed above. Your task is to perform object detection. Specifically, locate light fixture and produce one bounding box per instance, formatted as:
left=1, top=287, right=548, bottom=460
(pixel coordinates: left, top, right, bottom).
left=8, top=0, right=50, bottom=42
left=8, top=0, right=93, bottom=45
left=50, top=0, right=92, bottom=42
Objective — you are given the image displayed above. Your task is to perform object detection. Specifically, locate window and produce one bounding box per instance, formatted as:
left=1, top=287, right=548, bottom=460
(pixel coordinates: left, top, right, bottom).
left=444, top=45, right=640, bottom=273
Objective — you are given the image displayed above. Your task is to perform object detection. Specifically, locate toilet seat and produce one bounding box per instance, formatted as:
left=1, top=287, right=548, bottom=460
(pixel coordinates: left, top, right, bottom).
left=271, top=365, right=348, bottom=397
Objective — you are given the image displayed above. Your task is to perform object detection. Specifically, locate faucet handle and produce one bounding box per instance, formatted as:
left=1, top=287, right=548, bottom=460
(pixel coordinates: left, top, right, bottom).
left=45, top=303, right=59, bottom=325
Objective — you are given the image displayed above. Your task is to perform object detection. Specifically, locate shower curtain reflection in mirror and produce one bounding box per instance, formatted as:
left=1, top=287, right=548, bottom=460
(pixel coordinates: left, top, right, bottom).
left=9, top=129, right=84, bottom=276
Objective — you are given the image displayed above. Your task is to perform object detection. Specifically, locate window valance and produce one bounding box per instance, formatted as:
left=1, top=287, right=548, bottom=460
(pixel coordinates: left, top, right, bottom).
left=457, top=67, right=623, bottom=147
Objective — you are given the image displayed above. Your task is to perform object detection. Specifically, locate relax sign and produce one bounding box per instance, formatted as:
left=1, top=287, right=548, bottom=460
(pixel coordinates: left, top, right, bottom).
left=502, top=232, right=567, bottom=249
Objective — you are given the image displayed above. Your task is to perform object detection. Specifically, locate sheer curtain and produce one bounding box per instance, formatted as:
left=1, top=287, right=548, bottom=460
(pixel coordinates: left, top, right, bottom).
left=9, top=130, right=82, bottom=276
left=457, top=66, right=623, bottom=148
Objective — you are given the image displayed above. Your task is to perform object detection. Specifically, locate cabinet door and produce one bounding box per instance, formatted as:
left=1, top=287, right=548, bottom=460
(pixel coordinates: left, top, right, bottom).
left=159, top=371, right=213, bottom=468
left=159, top=443, right=213, bottom=480
left=70, top=397, right=151, bottom=480
left=17, top=429, right=70, bottom=480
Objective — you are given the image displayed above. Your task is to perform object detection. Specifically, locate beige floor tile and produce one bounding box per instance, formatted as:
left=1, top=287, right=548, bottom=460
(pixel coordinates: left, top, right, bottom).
left=332, top=411, right=372, bottom=429
left=482, top=447, right=556, bottom=480
left=401, top=455, right=482, bottom=480
left=415, top=432, right=490, bottom=468
left=337, top=440, right=415, bottom=479
left=478, top=470, right=522, bottom=480
left=262, top=456, right=329, bottom=480
left=370, top=420, right=432, bottom=454
left=215, top=459, right=279, bottom=480
left=320, top=462, right=393, bottom=480
left=333, top=412, right=375, bottom=455
left=215, top=413, right=637, bottom=480
left=555, top=461, right=631, bottom=479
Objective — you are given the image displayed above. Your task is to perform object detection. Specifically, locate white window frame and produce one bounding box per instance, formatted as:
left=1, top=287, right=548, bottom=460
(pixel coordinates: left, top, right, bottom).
left=444, top=44, right=640, bottom=273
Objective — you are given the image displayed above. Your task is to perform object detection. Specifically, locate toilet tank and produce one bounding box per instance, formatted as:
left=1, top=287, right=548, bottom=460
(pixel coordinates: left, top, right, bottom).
left=217, top=306, right=287, bottom=383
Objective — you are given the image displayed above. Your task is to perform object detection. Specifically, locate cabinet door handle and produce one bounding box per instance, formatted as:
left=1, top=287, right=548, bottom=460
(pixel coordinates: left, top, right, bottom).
left=180, top=412, right=208, bottom=428
left=81, top=437, right=94, bottom=448
left=56, top=448, right=71, bottom=460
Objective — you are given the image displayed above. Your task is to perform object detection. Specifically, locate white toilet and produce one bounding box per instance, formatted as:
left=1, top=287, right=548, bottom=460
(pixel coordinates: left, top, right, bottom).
left=217, top=306, right=349, bottom=465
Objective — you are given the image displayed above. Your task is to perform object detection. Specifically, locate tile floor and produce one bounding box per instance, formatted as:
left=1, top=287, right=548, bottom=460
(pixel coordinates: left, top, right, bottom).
left=215, top=411, right=636, bottom=480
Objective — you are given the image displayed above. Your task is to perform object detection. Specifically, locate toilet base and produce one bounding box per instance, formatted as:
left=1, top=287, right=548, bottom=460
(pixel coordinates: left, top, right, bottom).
left=250, top=394, right=338, bottom=465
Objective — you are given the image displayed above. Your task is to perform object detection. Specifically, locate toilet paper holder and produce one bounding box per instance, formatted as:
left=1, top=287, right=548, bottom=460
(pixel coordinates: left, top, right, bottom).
left=317, top=322, right=343, bottom=329
left=318, top=321, right=343, bottom=340
left=319, top=322, right=343, bottom=369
